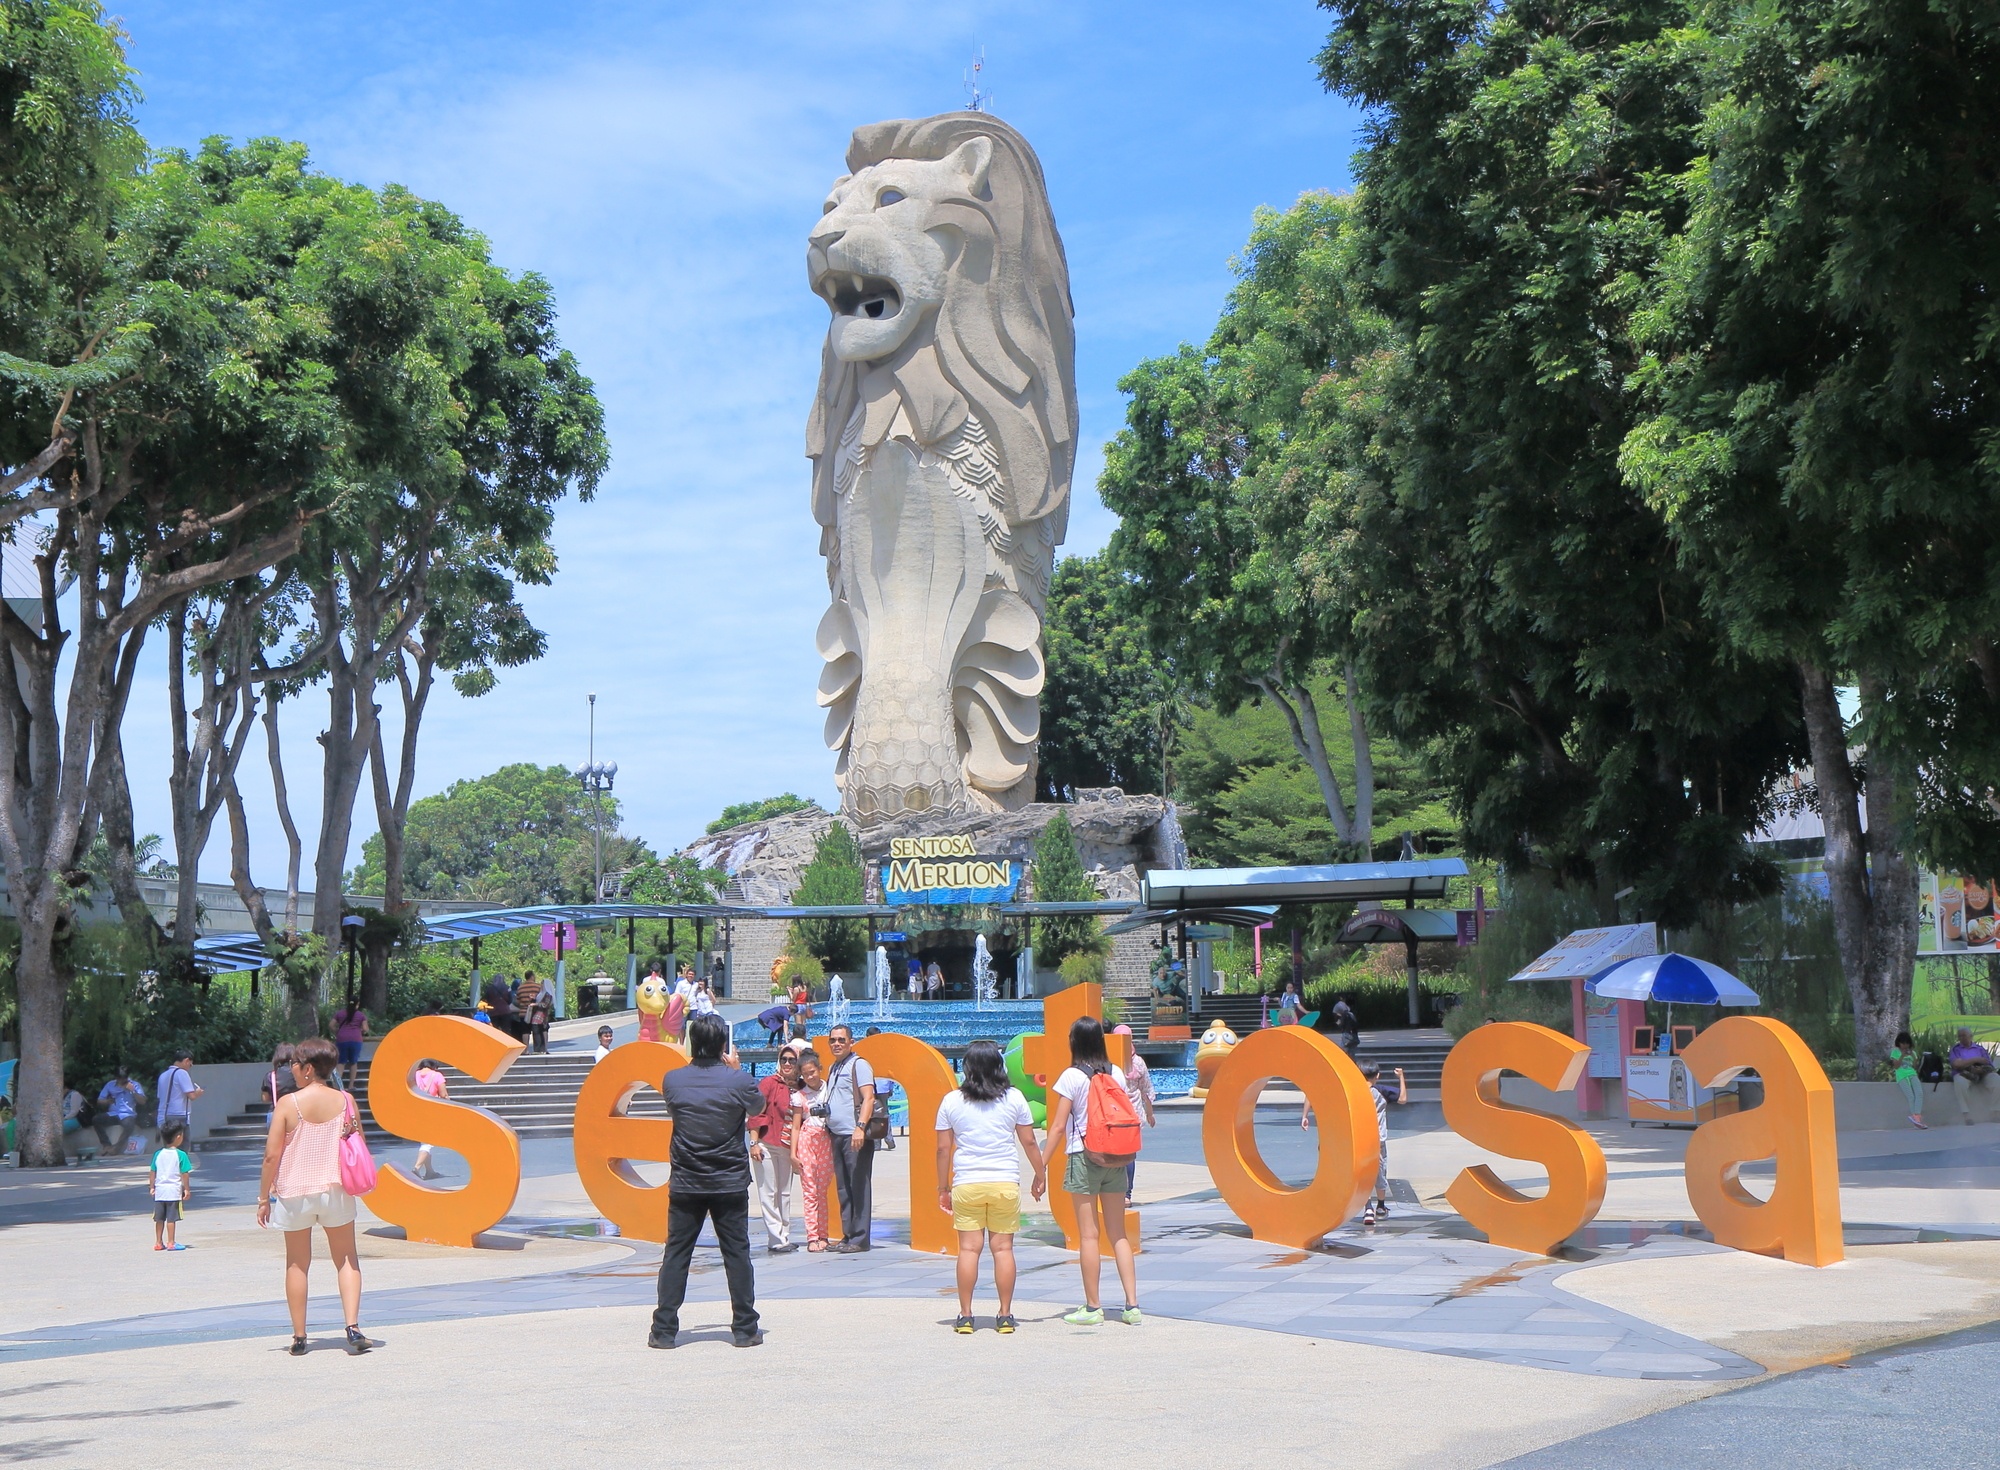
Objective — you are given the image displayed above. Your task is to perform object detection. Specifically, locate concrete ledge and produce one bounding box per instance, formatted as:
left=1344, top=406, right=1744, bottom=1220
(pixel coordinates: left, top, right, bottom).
left=1498, top=1074, right=1999, bottom=1132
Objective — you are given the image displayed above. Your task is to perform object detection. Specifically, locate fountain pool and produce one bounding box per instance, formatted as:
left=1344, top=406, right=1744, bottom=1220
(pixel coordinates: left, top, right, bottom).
left=732, top=1000, right=1198, bottom=1097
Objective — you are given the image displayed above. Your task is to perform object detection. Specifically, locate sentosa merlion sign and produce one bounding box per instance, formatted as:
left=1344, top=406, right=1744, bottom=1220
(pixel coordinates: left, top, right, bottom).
left=805, top=114, right=1077, bottom=824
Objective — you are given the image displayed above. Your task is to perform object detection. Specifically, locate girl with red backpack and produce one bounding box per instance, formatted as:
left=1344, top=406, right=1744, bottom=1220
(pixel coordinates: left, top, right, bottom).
left=1040, top=1016, right=1143, bottom=1326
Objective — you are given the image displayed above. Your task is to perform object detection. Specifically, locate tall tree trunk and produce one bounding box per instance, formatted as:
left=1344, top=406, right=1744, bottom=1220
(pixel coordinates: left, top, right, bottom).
left=165, top=597, right=202, bottom=935
left=1343, top=660, right=1374, bottom=854
left=360, top=646, right=433, bottom=1015
left=1798, top=661, right=1920, bottom=1079
left=11, top=900, right=68, bottom=1166
left=1251, top=642, right=1360, bottom=851
left=262, top=686, right=304, bottom=937
left=93, top=731, right=163, bottom=949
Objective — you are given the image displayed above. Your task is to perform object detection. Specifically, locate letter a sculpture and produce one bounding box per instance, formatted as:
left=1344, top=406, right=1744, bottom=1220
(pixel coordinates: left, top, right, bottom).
left=807, top=114, right=1077, bottom=823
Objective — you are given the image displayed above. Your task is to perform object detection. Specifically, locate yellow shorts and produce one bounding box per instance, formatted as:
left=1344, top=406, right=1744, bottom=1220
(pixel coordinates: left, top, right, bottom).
left=951, top=1181, right=1021, bottom=1234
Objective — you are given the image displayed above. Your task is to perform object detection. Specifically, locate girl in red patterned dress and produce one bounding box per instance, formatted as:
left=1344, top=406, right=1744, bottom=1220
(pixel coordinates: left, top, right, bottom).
left=790, top=1047, right=836, bottom=1251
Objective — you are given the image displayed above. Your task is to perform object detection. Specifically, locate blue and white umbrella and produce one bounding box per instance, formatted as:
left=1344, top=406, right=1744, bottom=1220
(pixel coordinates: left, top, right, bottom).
left=1588, top=952, right=1760, bottom=1007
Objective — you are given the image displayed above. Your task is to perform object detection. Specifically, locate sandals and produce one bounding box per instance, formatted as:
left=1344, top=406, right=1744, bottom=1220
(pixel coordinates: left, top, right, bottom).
left=289, top=1336, right=308, bottom=1357
left=344, top=1325, right=371, bottom=1355
left=807, top=1239, right=828, bottom=1253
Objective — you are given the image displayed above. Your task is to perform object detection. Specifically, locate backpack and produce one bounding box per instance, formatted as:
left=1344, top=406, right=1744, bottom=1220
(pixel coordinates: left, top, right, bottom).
left=1081, top=1069, right=1143, bottom=1166
left=1918, top=1051, right=1946, bottom=1086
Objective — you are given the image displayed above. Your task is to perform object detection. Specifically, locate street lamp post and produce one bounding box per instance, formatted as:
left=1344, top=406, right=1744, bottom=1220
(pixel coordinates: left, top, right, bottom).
left=341, top=914, right=365, bottom=1009
left=575, top=694, right=617, bottom=902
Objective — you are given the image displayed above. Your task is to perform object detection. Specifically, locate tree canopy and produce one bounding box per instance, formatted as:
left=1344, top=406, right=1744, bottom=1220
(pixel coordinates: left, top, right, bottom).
left=1037, top=553, right=1177, bottom=801
left=707, top=794, right=818, bottom=834
left=348, top=763, right=647, bottom=908
left=788, top=821, right=867, bottom=975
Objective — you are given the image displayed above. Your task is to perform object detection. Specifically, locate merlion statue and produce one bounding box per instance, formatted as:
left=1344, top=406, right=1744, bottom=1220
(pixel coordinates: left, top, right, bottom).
left=807, top=113, right=1077, bottom=823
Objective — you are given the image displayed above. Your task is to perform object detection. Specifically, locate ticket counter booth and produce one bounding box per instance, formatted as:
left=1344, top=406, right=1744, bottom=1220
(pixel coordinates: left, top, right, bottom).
left=1623, top=1024, right=1742, bottom=1126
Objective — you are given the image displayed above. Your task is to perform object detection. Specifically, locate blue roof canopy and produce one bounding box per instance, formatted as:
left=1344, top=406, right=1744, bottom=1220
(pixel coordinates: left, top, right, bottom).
left=1140, top=859, right=1468, bottom=910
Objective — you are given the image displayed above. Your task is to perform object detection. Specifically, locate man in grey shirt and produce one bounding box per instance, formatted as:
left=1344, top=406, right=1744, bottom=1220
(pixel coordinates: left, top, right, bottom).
left=156, top=1050, right=202, bottom=1136
left=823, top=1025, right=879, bottom=1252
left=650, top=1012, right=764, bottom=1349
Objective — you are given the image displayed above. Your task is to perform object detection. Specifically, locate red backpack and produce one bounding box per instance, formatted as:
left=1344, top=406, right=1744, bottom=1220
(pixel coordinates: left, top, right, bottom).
left=1082, top=1069, right=1144, bottom=1166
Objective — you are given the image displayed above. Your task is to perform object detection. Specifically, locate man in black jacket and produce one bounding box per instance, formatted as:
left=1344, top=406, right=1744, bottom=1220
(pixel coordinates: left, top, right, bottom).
left=650, top=1012, right=765, bottom=1349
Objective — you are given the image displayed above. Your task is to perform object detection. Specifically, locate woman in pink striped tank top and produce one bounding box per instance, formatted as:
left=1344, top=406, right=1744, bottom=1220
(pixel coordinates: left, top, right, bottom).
left=256, top=1036, right=370, bottom=1355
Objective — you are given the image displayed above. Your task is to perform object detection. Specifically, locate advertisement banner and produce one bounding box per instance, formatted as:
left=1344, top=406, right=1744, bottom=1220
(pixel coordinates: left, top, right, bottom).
left=1930, top=872, right=1999, bottom=953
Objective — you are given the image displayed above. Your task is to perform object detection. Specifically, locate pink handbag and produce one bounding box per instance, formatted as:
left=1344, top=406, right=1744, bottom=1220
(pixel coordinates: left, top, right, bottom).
left=337, top=1093, right=378, bottom=1195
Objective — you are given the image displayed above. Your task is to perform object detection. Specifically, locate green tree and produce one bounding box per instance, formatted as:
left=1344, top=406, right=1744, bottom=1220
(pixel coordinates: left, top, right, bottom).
left=707, top=794, right=817, bottom=834
left=1174, top=683, right=1456, bottom=868
left=1100, top=194, right=1384, bottom=852
left=1027, top=809, right=1104, bottom=965
left=1037, top=553, right=1179, bottom=801
left=349, top=763, right=650, bottom=907
left=1616, top=0, right=2000, bottom=1070
left=1307, top=0, right=1806, bottom=926
left=621, top=853, right=723, bottom=905
left=788, top=821, right=867, bottom=975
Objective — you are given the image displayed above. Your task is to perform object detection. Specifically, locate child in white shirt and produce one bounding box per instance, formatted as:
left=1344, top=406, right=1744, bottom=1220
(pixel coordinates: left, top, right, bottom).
left=150, top=1120, right=195, bottom=1250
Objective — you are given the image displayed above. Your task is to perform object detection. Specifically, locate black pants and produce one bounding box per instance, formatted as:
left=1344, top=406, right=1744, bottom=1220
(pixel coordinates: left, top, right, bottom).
left=830, top=1134, right=876, bottom=1246
left=652, top=1190, right=758, bottom=1340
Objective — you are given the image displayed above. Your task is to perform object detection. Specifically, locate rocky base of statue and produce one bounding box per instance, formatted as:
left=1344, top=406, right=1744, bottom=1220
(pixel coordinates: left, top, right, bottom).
left=683, top=788, right=1185, bottom=906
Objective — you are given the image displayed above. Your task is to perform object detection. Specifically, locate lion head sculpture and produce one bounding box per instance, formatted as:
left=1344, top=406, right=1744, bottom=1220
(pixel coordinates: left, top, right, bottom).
left=806, top=115, right=1077, bottom=824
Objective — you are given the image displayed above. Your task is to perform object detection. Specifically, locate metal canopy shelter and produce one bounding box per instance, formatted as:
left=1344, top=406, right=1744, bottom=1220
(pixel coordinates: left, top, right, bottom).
left=1101, top=904, right=1278, bottom=938
left=1339, top=907, right=1463, bottom=945
left=192, top=898, right=1144, bottom=975
left=1140, top=858, right=1467, bottom=910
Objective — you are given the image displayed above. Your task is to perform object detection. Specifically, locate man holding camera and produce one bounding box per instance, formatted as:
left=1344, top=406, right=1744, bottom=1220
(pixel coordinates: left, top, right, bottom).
left=824, top=1026, right=880, bottom=1253
left=650, top=1013, right=764, bottom=1349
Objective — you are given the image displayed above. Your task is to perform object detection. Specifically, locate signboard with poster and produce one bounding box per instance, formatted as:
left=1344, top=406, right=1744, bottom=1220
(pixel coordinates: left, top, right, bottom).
left=1583, top=994, right=1625, bottom=1079
left=1930, top=873, right=2000, bottom=953
left=1509, top=923, right=1658, bottom=983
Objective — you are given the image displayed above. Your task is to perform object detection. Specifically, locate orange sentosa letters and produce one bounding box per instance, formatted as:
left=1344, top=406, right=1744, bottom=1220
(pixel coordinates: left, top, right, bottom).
left=1441, top=1022, right=1607, bottom=1255
left=1019, top=983, right=1136, bottom=1251
left=366, top=1016, right=525, bottom=1247
left=1682, top=1016, right=1843, bottom=1266
left=852, top=1033, right=960, bottom=1255
left=572, top=1041, right=687, bottom=1244
left=1202, top=1026, right=1377, bottom=1247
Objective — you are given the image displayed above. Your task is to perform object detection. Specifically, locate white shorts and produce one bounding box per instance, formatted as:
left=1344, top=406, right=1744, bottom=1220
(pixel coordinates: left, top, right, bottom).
left=270, top=1186, right=357, bottom=1232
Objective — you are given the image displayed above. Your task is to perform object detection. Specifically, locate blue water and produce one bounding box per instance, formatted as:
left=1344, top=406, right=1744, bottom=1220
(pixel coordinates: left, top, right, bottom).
left=733, top=999, right=1198, bottom=1098
left=732, top=999, right=1045, bottom=1051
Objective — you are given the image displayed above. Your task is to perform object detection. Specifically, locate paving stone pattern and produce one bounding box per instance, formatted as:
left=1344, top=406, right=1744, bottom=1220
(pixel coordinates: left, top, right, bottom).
left=0, top=1196, right=1756, bottom=1380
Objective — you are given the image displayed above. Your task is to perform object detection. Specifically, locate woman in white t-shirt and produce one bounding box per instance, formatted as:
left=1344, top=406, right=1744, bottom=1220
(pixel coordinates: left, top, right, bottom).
left=935, top=1039, right=1045, bottom=1334
left=1040, top=1016, right=1141, bottom=1327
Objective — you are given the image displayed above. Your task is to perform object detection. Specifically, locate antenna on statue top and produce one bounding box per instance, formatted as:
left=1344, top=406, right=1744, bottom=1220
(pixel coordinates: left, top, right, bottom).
left=964, top=46, right=990, bottom=113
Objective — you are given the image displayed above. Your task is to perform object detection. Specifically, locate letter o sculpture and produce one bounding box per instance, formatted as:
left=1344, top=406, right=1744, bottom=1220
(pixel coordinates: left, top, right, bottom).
left=1201, top=1026, right=1378, bottom=1247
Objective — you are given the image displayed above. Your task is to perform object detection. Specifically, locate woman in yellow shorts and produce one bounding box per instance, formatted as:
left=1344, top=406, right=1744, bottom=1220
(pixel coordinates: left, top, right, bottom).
left=935, top=1039, right=1046, bottom=1334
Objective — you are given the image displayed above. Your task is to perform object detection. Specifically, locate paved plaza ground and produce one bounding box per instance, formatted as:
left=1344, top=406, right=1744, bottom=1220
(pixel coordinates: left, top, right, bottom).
left=6, top=1065, right=2000, bottom=1465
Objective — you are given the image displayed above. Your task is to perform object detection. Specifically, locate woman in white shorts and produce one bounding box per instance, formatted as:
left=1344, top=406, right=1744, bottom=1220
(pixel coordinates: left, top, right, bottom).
left=256, top=1035, right=370, bottom=1356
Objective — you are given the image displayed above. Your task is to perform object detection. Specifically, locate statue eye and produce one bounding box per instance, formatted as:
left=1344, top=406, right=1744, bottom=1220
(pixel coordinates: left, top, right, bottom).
left=877, top=188, right=905, bottom=207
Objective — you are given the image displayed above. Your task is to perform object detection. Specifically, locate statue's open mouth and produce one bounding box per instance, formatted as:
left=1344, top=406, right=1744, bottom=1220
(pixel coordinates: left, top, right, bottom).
left=816, top=269, right=902, bottom=321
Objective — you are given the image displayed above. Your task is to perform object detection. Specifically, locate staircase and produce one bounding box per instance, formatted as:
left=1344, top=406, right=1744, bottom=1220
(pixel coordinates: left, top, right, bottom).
left=1182, top=996, right=1455, bottom=1090
left=200, top=1051, right=669, bottom=1150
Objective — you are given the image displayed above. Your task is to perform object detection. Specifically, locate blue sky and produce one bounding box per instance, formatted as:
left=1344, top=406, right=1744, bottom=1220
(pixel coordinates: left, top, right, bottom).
left=112, top=0, right=1362, bottom=879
